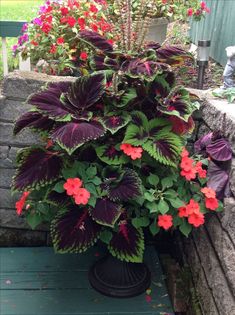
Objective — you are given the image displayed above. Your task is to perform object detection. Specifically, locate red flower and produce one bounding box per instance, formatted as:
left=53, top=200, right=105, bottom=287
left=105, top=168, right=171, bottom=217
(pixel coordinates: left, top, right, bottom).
left=15, top=191, right=30, bottom=216
left=178, top=206, right=188, bottom=218
left=187, top=8, right=194, bottom=16
left=91, top=23, right=98, bottom=32
left=188, top=212, right=205, bottom=227
left=205, top=197, right=219, bottom=211
left=201, top=187, right=216, bottom=198
left=120, top=143, right=143, bottom=160
left=185, top=199, right=200, bottom=215
left=180, top=156, right=193, bottom=171
left=195, top=9, right=202, bottom=16
left=49, top=44, right=57, bottom=54
left=60, top=17, right=68, bottom=24
left=46, top=139, right=53, bottom=149
left=67, top=16, right=76, bottom=27
left=195, top=162, right=207, bottom=178
left=31, top=40, right=39, bottom=46
left=41, top=22, right=52, bottom=34
left=57, top=37, right=64, bottom=45
left=158, top=215, right=173, bottom=230
left=181, top=148, right=189, bottom=158
left=64, top=178, right=83, bottom=196
left=74, top=188, right=90, bottom=205
left=180, top=168, right=197, bottom=181
left=60, top=7, right=69, bottom=15
left=78, top=17, right=85, bottom=29
left=80, top=51, right=88, bottom=60
left=90, top=4, right=98, bottom=13
left=200, top=1, right=207, bottom=10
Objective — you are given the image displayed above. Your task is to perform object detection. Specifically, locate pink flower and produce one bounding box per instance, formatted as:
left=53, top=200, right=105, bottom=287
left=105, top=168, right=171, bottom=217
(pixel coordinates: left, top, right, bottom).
left=57, top=37, right=64, bottom=45
left=158, top=215, right=173, bottom=230
left=64, top=178, right=83, bottom=196
left=80, top=51, right=88, bottom=60
left=187, top=8, right=194, bottom=16
left=74, top=188, right=90, bottom=205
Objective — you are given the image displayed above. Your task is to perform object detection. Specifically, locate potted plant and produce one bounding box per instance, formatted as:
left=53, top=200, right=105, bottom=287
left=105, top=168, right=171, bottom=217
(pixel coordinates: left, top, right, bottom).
left=13, top=0, right=225, bottom=298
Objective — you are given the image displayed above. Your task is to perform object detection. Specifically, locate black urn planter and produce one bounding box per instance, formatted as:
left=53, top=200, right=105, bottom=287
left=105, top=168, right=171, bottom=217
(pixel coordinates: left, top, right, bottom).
left=89, top=254, right=151, bottom=298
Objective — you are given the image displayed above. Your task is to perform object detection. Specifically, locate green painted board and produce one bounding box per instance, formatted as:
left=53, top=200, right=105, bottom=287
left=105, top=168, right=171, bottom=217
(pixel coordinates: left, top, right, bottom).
left=0, top=246, right=174, bottom=315
left=0, top=21, right=26, bottom=37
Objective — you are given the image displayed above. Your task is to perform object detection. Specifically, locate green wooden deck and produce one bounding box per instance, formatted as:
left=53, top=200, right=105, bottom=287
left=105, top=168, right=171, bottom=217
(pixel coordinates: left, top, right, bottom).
left=0, top=246, right=174, bottom=315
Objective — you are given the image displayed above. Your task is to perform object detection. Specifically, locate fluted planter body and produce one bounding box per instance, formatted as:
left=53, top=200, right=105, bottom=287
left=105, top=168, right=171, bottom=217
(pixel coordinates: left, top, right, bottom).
left=146, top=17, right=169, bottom=44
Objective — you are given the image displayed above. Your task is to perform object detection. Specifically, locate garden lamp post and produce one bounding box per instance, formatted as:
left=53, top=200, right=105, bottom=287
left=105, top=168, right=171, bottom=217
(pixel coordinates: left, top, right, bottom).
left=197, top=40, right=211, bottom=89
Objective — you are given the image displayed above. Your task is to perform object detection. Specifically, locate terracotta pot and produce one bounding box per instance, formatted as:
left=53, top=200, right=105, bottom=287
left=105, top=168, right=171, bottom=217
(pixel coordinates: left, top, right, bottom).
left=146, top=17, right=169, bottom=44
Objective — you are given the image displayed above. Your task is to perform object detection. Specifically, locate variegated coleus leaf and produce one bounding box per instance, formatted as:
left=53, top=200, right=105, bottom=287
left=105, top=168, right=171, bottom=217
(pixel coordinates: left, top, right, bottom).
left=13, top=148, right=63, bottom=191
left=108, top=222, right=144, bottom=263
left=156, top=46, right=192, bottom=66
left=51, top=207, right=101, bottom=253
left=107, top=169, right=142, bottom=201
left=90, top=198, right=122, bottom=227
left=51, top=121, right=106, bottom=155
left=79, top=30, right=113, bottom=52
left=100, top=112, right=131, bottom=134
left=14, top=111, right=54, bottom=135
left=96, top=145, right=129, bottom=165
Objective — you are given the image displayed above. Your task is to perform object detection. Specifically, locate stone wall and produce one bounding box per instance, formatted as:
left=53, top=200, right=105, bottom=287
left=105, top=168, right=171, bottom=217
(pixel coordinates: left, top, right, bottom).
left=0, top=71, right=74, bottom=246
left=182, top=92, right=235, bottom=315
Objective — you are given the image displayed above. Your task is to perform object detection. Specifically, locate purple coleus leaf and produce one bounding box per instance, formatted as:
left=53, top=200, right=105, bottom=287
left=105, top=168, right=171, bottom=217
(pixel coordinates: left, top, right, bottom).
left=64, top=73, right=105, bottom=113
left=28, top=82, right=72, bottom=119
left=51, top=207, right=101, bottom=253
left=107, top=169, right=142, bottom=201
left=156, top=46, right=192, bottom=65
left=80, top=30, right=113, bottom=52
left=101, top=113, right=130, bottom=134
left=207, top=161, right=231, bottom=199
left=13, top=148, right=63, bottom=191
left=14, top=111, right=54, bottom=135
left=206, top=138, right=232, bottom=161
left=108, top=222, right=144, bottom=263
left=51, top=121, right=106, bottom=155
left=90, top=199, right=122, bottom=227
left=158, top=87, right=194, bottom=122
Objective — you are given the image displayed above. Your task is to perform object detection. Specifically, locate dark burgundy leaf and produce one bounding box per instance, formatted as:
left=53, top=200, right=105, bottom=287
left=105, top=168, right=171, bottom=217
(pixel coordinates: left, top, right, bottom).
left=65, top=73, right=105, bottom=112
left=156, top=46, right=192, bottom=65
left=13, top=148, right=63, bottom=191
left=206, top=138, right=232, bottom=161
left=91, top=199, right=122, bottom=227
left=169, top=116, right=195, bottom=135
left=101, top=113, right=130, bottom=134
left=51, top=207, right=101, bottom=253
left=80, top=30, right=113, bottom=52
left=14, top=111, right=54, bottom=135
left=108, top=223, right=144, bottom=262
left=108, top=169, right=142, bottom=201
left=194, top=132, right=213, bottom=154
left=96, top=145, right=129, bottom=165
left=51, top=121, right=105, bottom=154
left=47, top=191, right=70, bottom=207
left=207, top=161, right=231, bottom=199
left=28, top=82, right=72, bottom=119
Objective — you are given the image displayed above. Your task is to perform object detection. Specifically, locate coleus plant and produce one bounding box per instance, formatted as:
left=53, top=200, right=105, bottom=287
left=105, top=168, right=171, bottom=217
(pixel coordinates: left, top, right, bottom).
left=13, top=29, right=224, bottom=263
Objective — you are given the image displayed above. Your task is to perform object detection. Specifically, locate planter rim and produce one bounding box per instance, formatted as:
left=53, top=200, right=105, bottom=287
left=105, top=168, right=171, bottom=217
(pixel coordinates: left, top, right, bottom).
left=150, top=17, right=170, bottom=25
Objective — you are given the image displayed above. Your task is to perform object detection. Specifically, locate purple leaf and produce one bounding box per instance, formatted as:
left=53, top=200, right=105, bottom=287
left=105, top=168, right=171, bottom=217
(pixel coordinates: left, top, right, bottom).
left=194, top=132, right=213, bottom=153
left=14, top=111, right=54, bottom=134
left=156, top=46, right=192, bottom=65
left=207, top=161, right=230, bottom=199
left=96, top=145, right=129, bottom=165
left=28, top=82, right=72, bottom=119
left=206, top=138, right=232, bottom=161
left=91, top=199, right=122, bottom=227
left=80, top=30, right=113, bottom=52
left=51, top=207, right=101, bottom=253
left=65, top=73, right=105, bottom=112
left=51, top=121, right=105, bottom=155
left=101, top=113, right=130, bottom=134
left=108, top=169, right=142, bottom=201
left=108, top=223, right=144, bottom=262
left=13, top=148, right=63, bottom=191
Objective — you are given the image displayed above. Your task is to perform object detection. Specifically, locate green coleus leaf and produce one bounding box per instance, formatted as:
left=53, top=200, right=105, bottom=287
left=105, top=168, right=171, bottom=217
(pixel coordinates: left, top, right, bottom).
left=143, top=131, right=183, bottom=167
left=96, top=145, right=129, bottom=165
left=100, top=112, right=131, bottom=134
left=123, top=124, right=148, bottom=146
left=115, top=88, right=138, bottom=107
left=108, top=223, right=144, bottom=263
left=131, top=111, right=149, bottom=128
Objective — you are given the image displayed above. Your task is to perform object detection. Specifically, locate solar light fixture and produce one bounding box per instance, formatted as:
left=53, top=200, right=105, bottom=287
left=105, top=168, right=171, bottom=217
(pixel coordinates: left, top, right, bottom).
left=197, top=40, right=211, bottom=89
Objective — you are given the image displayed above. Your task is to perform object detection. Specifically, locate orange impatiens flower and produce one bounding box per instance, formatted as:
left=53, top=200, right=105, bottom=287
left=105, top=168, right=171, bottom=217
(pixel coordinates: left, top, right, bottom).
left=180, top=156, right=194, bottom=171
left=205, top=197, right=219, bottom=211
left=186, top=199, right=200, bottom=215
left=120, top=143, right=143, bottom=160
left=195, top=161, right=207, bottom=178
left=188, top=212, right=205, bottom=227
left=180, top=168, right=197, bottom=181
left=178, top=206, right=188, bottom=218
left=15, top=191, right=30, bottom=216
left=158, top=214, right=173, bottom=230
left=64, top=178, right=83, bottom=196
left=74, top=188, right=91, bottom=205
left=181, top=147, right=189, bottom=158
left=201, top=187, right=216, bottom=199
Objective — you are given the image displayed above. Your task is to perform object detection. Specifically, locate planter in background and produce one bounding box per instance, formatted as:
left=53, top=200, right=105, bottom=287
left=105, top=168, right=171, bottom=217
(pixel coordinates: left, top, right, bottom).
left=146, top=17, right=169, bottom=44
